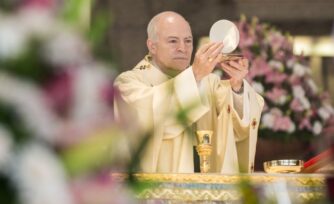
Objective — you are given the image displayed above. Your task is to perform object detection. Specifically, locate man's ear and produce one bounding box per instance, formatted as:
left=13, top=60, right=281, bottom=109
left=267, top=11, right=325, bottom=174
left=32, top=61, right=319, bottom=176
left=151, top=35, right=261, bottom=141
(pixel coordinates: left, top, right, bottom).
left=147, top=39, right=156, bottom=54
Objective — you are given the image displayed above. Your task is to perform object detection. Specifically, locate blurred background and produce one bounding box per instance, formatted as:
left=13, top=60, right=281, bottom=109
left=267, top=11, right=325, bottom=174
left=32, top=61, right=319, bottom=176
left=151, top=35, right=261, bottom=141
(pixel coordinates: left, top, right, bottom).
left=0, top=0, right=334, bottom=204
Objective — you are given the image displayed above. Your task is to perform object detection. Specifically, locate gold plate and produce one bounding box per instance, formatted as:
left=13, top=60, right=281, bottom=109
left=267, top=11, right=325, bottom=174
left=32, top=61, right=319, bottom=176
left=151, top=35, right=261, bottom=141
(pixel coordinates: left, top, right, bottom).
left=264, top=159, right=304, bottom=173
left=220, top=53, right=243, bottom=62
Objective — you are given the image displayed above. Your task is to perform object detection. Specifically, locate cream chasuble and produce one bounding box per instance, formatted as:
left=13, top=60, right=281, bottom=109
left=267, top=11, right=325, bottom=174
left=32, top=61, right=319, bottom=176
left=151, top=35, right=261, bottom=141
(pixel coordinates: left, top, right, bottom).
left=114, top=58, right=264, bottom=173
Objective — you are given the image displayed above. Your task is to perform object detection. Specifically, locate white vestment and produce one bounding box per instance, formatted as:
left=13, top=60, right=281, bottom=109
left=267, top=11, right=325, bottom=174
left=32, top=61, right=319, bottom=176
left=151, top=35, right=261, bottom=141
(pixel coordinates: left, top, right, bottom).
left=114, top=58, right=264, bottom=173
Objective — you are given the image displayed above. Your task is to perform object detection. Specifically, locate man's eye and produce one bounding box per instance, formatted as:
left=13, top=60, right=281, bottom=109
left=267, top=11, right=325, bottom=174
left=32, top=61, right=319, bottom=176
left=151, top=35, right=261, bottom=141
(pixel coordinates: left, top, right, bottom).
left=185, top=40, right=193, bottom=44
left=169, top=40, right=177, bottom=43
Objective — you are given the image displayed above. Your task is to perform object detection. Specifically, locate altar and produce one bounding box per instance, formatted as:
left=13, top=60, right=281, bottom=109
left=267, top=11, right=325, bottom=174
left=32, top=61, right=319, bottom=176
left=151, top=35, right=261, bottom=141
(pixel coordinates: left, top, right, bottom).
left=112, top=173, right=330, bottom=203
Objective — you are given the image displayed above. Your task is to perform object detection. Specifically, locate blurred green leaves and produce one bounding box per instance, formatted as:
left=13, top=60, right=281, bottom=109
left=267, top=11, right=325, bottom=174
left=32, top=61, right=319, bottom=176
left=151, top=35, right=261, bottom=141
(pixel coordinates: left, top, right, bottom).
left=0, top=38, right=53, bottom=85
left=61, top=127, right=117, bottom=176
left=62, top=0, right=113, bottom=63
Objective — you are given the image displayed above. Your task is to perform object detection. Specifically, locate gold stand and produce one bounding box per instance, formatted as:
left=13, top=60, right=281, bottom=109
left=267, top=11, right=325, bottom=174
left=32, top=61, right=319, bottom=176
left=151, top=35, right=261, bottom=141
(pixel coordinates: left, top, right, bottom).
left=196, top=130, right=213, bottom=173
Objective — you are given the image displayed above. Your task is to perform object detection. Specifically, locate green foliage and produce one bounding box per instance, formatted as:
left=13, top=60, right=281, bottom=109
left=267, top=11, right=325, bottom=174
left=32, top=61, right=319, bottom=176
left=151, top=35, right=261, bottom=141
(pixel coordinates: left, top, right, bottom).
left=0, top=174, right=18, bottom=204
left=0, top=38, right=54, bottom=85
left=62, top=0, right=113, bottom=63
left=0, top=102, right=31, bottom=144
left=238, top=178, right=261, bottom=204
left=61, top=128, right=116, bottom=176
left=0, top=0, right=20, bottom=12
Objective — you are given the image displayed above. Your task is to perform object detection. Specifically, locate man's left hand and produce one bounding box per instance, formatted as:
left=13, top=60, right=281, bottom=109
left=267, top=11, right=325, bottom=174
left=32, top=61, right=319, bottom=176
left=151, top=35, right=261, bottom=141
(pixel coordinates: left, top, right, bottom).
left=218, top=58, right=249, bottom=92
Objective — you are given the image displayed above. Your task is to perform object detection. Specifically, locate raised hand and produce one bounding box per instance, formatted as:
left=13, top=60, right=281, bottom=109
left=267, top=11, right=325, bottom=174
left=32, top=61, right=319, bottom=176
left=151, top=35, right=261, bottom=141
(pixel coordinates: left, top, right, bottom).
left=219, top=58, right=249, bottom=92
left=192, top=42, right=224, bottom=81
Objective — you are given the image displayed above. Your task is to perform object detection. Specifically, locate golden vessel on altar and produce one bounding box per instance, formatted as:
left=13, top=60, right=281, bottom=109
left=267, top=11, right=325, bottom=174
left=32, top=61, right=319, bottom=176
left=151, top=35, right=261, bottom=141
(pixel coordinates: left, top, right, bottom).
left=196, top=130, right=213, bottom=173
left=264, top=159, right=304, bottom=173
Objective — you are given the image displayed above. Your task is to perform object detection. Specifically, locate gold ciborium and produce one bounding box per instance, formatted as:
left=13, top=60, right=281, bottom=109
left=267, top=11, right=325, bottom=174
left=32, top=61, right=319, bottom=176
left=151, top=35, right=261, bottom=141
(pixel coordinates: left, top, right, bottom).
left=196, top=130, right=213, bottom=173
left=264, top=159, right=304, bottom=173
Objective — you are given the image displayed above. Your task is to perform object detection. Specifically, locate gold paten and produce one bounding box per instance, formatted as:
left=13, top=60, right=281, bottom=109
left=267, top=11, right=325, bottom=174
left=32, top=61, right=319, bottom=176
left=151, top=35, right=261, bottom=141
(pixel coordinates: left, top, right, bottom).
left=219, top=53, right=243, bottom=62
left=264, top=159, right=304, bottom=173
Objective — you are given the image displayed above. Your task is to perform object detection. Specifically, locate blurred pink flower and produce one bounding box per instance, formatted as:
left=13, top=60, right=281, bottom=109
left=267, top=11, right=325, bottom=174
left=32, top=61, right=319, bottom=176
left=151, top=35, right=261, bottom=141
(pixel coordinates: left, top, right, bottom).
left=266, top=87, right=287, bottom=103
left=290, top=98, right=304, bottom=112
left=273, top=116, right=294, bottom=132
left=44, top=70, right=73, bottom=115
left=71, top=173, right=137, bottom=204
left=289, top=75, right=302, bottom=86
left=22, top=0, right=55, bottom=9
left=265, top=71, right=288, bottom=84
left=249, top=57, right=271, bottom=79
left=239, top=17, right=334, bottom=139
left=299, top=117, right=312, bottom=131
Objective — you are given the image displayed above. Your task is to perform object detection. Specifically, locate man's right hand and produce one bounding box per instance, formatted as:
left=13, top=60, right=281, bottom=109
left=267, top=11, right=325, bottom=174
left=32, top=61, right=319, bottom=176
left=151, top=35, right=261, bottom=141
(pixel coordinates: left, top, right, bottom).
left=192, top=42, right=224, bottom=81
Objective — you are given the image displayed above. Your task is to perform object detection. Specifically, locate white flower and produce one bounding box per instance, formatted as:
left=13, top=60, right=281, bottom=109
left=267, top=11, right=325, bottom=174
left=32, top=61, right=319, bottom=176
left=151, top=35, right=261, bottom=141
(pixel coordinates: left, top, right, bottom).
left=278, top=95, right=288, bottom=105
left=286, top=58, right=296, bottom=69
left=0, top=16, right=28, bottom=59
left=0, top=125, right=13, bottom=172
left=0, top=72, right=61, bottom=143
left=306, top=78, right=318, bottom=94
left=299, top=96, right=311, bottom=110
left=10, top=143, right=74, bottom=204
left=43, top=29, right=90, bottom=66
left=18, top=7, right=57, bottom=37
left=268, top=60, right=284, bottom=71
left=287, top=122, right=296, bottom=133
left=292, top=85, right=305, bottom=99
left=71, top=63, right=113, bottom=124
left=312, top=121, right=323, bottom=135
left=293, top=63, right=308, bottom=77
left=261, top=112, right=275, bottom=128
left=318, top=105, right=334, bottom=121
left=251, top=81, right=264, bottom=94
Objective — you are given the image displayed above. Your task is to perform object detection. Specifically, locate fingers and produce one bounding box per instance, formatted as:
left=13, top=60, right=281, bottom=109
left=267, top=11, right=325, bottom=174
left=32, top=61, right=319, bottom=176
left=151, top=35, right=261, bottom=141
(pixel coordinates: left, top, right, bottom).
left=204, top=42, right=224, bottom=59
left=220, top=58, right=249, bottom=80
left=197, top=42, right=215, bottom=55
left=223, top=58, right=249, bottom=71
left=196, top=42, right=223, bottom=60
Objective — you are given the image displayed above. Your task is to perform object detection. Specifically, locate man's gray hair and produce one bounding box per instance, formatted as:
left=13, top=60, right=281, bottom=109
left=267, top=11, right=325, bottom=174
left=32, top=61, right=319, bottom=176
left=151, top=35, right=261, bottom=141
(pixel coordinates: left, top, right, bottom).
left=147, top=14, right=159, bottom=41
left=147, top=11, right=187, bottom=42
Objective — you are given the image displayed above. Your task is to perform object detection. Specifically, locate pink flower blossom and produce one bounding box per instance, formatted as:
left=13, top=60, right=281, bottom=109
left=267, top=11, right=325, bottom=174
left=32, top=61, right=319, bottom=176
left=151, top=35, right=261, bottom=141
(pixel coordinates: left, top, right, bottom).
left=273, top=116, right=295, bottom=132
left=289, top=75, right=302, bottom=86
left=266, top=87, right=287, bottom=103
left=44, top=70, right=73, bottom=115
left=265, top=71, right=288, bottom=84
left=290, top=98, right=304, bottom=112
left=22, top=0, right=55, bottom=9
left=249, top=57, right=271, bottom=78
left=299, top=117, right=312, bottom=131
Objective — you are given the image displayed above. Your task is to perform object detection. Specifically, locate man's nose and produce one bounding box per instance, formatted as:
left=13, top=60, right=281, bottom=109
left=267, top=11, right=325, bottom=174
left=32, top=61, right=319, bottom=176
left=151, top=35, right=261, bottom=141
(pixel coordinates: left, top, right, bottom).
left=177, top=42, right=186, bottom=52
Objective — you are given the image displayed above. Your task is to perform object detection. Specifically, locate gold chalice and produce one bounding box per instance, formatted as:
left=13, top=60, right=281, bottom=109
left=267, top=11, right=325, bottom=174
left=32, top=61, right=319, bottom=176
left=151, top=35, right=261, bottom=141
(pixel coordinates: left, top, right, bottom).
left=196, top=130, right=213, bottom=173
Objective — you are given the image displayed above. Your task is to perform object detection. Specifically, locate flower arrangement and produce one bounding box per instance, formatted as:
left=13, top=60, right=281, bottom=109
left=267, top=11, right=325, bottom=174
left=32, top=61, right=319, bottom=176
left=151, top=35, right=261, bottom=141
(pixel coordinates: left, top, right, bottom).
left=0, top=2, right=136, bottom=204
left=236, top=16, right=334, bottom=141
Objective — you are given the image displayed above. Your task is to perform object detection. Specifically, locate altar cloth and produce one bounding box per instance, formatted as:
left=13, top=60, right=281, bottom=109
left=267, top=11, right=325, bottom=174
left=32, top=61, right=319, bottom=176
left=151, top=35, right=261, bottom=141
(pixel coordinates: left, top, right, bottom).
left=112, top=173, right=328, bottom=203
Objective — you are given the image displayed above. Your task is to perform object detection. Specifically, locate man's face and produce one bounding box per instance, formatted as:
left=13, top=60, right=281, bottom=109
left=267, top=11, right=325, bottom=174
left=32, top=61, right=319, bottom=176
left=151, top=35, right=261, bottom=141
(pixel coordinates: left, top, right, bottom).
left=148, top=16, right=193, bottom=74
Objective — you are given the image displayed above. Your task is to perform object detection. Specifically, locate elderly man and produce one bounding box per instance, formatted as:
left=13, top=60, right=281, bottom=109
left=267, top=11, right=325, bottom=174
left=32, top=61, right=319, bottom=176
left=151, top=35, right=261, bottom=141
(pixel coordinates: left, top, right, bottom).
left=114, top=11, right=264, bottom=173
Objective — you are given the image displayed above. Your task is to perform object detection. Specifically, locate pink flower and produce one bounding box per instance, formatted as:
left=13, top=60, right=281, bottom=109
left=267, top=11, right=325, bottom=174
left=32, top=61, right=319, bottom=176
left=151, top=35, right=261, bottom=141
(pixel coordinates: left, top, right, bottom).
left=44, top=70, right=73, bottom=115
left=290, top=98, right=304, bottom=112
left=239, top=35, right=256, bottom=48
left=273, top=116, right=295, bottom=132
left=289, top=75, right=302, bottom=86
left=22, top=0, right=55, bottom=9
left=241, top=49, right=254, bottom=60
left=299, top=117, right=312, bottom=131
left=249, top=57, right=271, bottom=78
left=266, top=87, right=287, bottom=104
left=265, top=71, right=288, bottom=84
